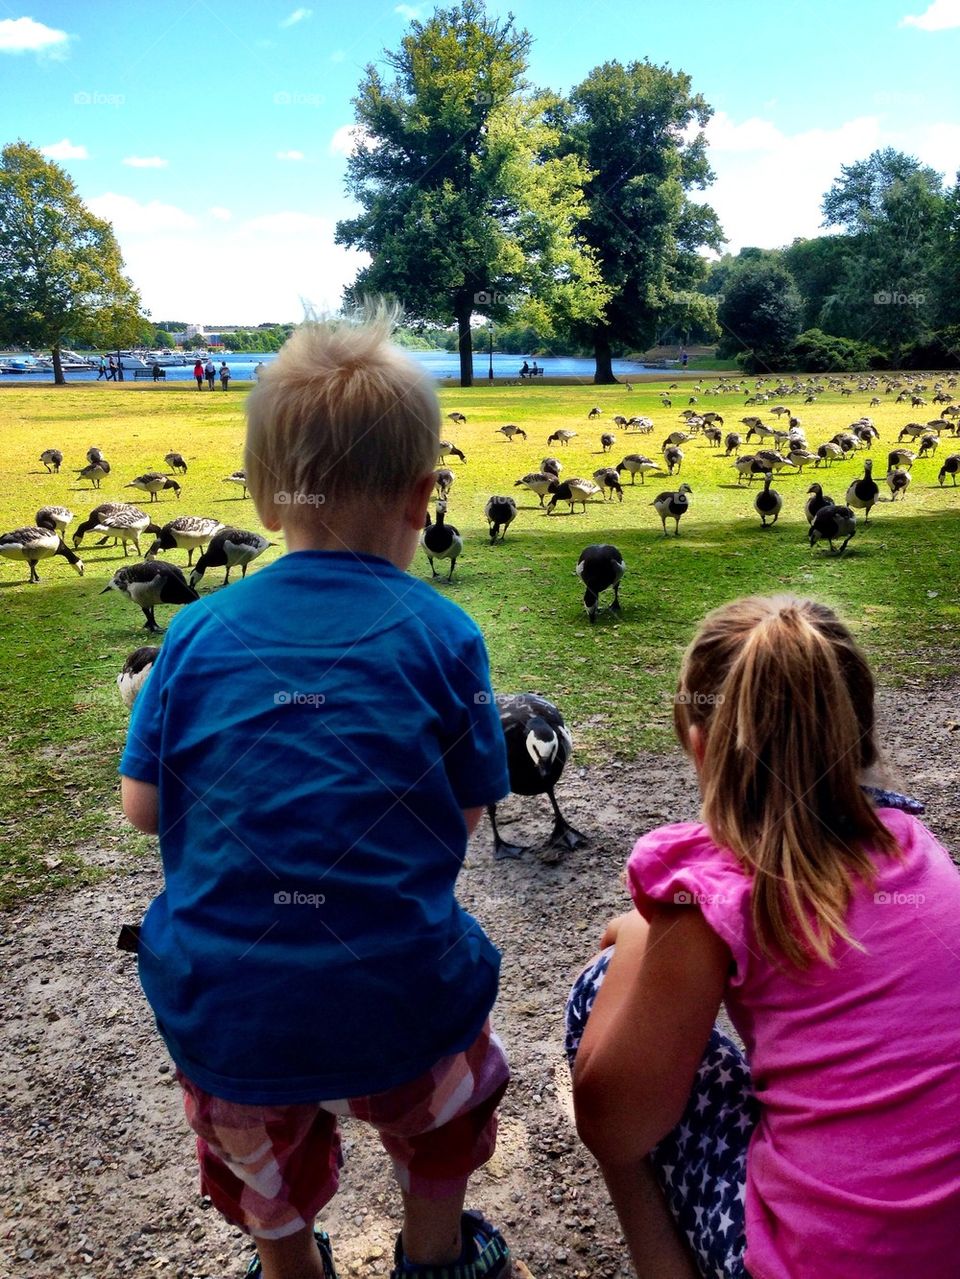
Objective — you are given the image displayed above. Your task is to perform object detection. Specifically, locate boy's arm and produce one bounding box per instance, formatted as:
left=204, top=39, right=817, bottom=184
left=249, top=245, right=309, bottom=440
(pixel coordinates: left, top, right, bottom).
left=122, top=777, right=159, bottom=834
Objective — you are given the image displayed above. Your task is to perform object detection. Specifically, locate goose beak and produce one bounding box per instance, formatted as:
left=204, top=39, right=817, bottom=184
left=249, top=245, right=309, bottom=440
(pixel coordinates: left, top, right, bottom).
left=100, top=582, right=113, bottom=594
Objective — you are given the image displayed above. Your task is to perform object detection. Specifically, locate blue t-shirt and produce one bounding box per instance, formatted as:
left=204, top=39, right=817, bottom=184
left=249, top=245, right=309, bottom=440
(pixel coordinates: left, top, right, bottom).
left=120, top=550, right=510, bottom=1103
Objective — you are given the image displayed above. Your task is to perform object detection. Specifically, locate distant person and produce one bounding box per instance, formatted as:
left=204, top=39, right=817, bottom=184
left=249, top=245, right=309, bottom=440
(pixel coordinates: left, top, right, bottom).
left=530, top=360, right=540, bottom=376
left=96, top=356, right=107, bottom=381
left=219, top=362, right=230, bottom=391
left=254, top=361, right=265, bottom=382
left=152, top=362, right=162, bottom=382
left=107, top=355, right=117, bottom=382
left=204, top=358, right=216, bottom=390
left=680, top=347, right=689, bottom=368
left=520, top=360, right=529, bottom=378
left=193, top=359, right=204, bottom=390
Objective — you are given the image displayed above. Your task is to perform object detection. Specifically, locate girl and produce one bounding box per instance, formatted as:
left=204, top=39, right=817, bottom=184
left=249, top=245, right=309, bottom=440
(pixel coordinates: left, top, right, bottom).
left=568, top=595, right=960, bottom=1279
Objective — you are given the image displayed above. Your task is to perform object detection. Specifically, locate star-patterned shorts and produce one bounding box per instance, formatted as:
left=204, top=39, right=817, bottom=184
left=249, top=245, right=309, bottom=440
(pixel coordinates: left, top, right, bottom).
left=566, top=949, right=760, bottom=1279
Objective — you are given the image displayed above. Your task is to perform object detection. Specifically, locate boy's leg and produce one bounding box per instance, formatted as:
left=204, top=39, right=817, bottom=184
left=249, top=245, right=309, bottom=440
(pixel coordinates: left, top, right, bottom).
left=398, top=1186, right=468, bottom=1265
left=251, top=1226, right=329, bottom=1279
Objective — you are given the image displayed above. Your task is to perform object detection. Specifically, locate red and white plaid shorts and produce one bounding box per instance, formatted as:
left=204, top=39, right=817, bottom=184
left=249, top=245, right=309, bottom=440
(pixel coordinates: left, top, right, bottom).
left=176, top=1021, right=510, bottom=1239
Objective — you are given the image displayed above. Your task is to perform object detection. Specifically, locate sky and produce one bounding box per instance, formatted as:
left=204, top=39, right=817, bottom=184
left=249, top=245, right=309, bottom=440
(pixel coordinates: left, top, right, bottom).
left=1, top=0, right=958, bottom=326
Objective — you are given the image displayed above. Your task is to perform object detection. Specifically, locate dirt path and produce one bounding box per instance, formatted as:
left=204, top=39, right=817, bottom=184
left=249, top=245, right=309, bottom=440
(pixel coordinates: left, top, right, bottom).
left=2, top=680, right=957, bottom=1278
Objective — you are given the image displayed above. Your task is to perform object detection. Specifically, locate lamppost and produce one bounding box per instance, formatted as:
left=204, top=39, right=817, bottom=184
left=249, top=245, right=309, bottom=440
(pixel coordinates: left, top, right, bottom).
left=488, top=320, right=494, bottom=382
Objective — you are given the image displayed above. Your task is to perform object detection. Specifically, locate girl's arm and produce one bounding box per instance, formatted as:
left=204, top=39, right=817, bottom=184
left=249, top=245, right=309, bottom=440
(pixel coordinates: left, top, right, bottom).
left=122, top=777, right=159, bottom=834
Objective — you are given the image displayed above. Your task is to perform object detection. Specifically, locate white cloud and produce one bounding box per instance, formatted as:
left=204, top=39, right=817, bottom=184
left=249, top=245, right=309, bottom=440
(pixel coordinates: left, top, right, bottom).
left=280, top=7, right=312, bottom=26
left=276, top=149, right=305, bottom=161
left=707, top=111, right=785, bottom=153
left=0, top=16, right=69, bottom=54
left=123, top=155, right=168, bottom=169
left=395, top=4, right=422, bottom=18
left=901, top=0, right=960, bottom=29
left=329, top=49, right=346, bottom=62
left=329, top=124, right=370, bottom=156
left=41, top=138, right=88, bottom=160
left=87, top=193, right=196, bottom=234
left=209, top=206, right=233, bottom=221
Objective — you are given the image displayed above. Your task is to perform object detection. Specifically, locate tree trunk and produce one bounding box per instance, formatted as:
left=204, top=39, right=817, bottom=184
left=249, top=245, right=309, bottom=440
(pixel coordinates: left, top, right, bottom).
left=455, top=298, right=474, bottom=388
left=51, top=345, right=65, bottom=386
left=593, top=326, right=619, bottom=385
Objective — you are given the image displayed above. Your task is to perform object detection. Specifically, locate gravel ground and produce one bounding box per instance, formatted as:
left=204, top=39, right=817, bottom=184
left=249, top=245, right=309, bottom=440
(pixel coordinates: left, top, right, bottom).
left=2, top=678, right=957, bottom=1279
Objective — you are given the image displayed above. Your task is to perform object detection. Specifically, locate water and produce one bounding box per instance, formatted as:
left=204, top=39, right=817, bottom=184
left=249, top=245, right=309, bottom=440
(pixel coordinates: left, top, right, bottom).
left=0, top=350, right=665, bottom=384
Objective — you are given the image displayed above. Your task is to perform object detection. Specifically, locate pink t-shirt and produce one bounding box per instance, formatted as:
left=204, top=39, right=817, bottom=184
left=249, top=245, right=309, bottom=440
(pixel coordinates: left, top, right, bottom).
left=627, top=810, right=960, bottom=1279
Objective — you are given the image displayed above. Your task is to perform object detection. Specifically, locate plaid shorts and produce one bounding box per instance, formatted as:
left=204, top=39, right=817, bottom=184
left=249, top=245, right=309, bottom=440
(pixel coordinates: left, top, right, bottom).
left=176, top=1021, right=510, bottom=1239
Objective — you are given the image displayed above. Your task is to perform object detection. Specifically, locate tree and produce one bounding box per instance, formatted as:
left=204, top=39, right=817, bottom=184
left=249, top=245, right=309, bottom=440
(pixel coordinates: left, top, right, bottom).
left=822, top=147, right=942, bottom=234
left=780, top=236, right=855, bottom=332
left=716, top=259, right=802, bottom=371
left=334, top=0, right=606, bottom=386
left=0, top=141, right=141, bottom=384
left=561, top=60, right=723, bottom=382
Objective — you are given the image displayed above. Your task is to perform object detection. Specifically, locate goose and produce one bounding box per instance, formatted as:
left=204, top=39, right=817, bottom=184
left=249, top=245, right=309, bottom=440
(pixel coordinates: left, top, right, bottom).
left=612, top=416, right=628, bottom=428
left=846, top=459, right=879, bottom=523
left=487, top=693, right=587, bottom=861
left=421, top=501, right=462, bottom=579
left=541, top=457, right=562, bottom=478
left=853, top=426, right=877, bottom=449
left=886, top=468, right=910, bottom=500
left=701, top=411, right=724, bottom=426
left=35, top=506, right=74, bottom=536
left=662, top=445, right=683, bottom=475
left=815, top=442, right=843, bottom=467
left=770, top=405, right=791, bottom=418
left=546, top=477, right=601, bottom=514
left=733, top=455, right=771, bottom=484
left=786, top=448, right=817, bottom=471
left=223, top=469, right=248, bottom=496
left=663, top=430, right=693, bottom=446
left=484, top=495, right=517, bottom=542
left=809, top=504, right=856, bottom=554
left=497, top=424, right=527, bottom=442
left=804, top=484, right=834, bottom=524
left=938, top=455, right=959, bottom=486
left=189, top=528, right=272, bottom=586
left=101, top=560, right=199, bottom=632
left=437, top=440, right=467, bottom=464
left=754, top=473, right=782, bottom=526
left=513, top=472, right=554, bottom=506
left=755, top=449, right=795, bottom=473
left=652, top=483, right=692, bottom=536
left=592, top=467, right=624, bottom=502
left=897, top=422, right=928, bottom=442
left=447, top=411, right=467, bottom=425
left=587, top=407, right=602, bottom=419
left=576, top=544, right=625, bottom=623
left=616, top=455, right=660, bottom=484
left=117, top=646, right=160, bottom=710
left=86, top=446, right=105, bottom=464
left=0, top=526, right=85, bottom=584
left=164, top=452, right=188, bottom=473
left=832, top=432, right=860, bottom=455
left=126, top=472, right=181, bottom=502
left=724, top=432, right=742, bottom=455
left=547, top=429, right=577, bottom=446
left=600, top=432, right=616, bottom=452
left=145, top=516, right=224, bottom=565
left=434, top=467, right=455, bottom=500
left=40, top=449, right=63, bottom=473
left=918, top=434, right=940, bottom=458
left=887, top=448, right=916, bottom=470
left=74, top=505, right=158, bottom=556
left=627, top=416, right=654, bottom=433
left=76, top=461, right=111, bottom=488
left=703, top=427, right=722, bottom=448
left=74, top=502, right=143, bottom=546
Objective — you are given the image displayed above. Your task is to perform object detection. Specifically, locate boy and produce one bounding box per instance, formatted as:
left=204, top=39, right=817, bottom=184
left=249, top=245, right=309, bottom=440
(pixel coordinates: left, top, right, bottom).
left=120, top=308, right=513, bottom=1279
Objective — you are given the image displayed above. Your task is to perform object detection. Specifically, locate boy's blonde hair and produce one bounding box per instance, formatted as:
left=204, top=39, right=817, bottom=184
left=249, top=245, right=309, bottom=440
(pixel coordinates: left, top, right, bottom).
left=245, top=303, right=440, bottom=519
left=674, top=595, right=898, bottom=969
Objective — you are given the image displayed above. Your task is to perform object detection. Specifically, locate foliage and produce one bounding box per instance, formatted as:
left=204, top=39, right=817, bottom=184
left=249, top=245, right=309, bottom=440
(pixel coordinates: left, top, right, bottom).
left=219, top=324, right=295, bottom=352
left=0, top=141, right=141, bottom=383
left=898, top=325, right=960, bottom=370
left=787, top=328, right=884, bottom=373
left=822, top=147, right=943, bottom=234
left=716, top=258, right=803, bottom=369
left=782, top=236, right=856, bottom=332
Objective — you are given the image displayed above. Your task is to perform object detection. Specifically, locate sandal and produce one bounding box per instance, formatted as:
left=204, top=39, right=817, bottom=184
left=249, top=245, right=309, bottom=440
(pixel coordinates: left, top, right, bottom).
left=245, top=1228, right=338, bottom=1278
left=390, top=1210, right=511, bottom=1278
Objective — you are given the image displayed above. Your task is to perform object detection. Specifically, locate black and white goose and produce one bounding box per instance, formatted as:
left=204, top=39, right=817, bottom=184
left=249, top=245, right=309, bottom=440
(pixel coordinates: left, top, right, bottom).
left=616, top=454, right=659, bottom=485
left=437, top=440, right=467, bottom=464
left=86, top=446, right=105, bottom=464
left=652, top=483, right=692, bottom=536
left=35, top=506, right=74, bottom=537
left=724, top=432, right=742, bottom=455
left=0, top=526, right=84, bottom=584
left=786, top=448, right=817, bottom=471
left=662, top=445, right=683, bottom=475
left=887, top=468, right=910, bottom=500
left=484, top=496, right=517, bottom=542
left=164, top=452, right=188, bottom=473
left=513, top=472, right=554, bottom=506
left=754, top=473, right=782, bottom=526
left=809, top=505, right=856, bottom=554
left=145, top=516, right=224, bottom=565
left=917, top=434, right=940, bottom=458
left=805, top=484, right=834, bottom=524
left=541, top=457, right=562, bottom=478
left=434, top=467, right=455, bottom=500
left=703, top=427, right=722, bottom=448
left=487, top=693, right=587, bottom=861
left=126, top=472, right=181, bottom=502
left=546, top=478, right=602, bottom=514
left=421, top=501, right=462, bottom=579
left=815, top=441, right=843, bottom=467
left=939, top=455, right=960, bottom=486
left=496, top=424, right=527, bottom=443
left=74, top=504, right=158, bottom=556
left=547, top=429, right=577, bottom=446
left=600, top=432, right=616, bottom=452
left=592, top=467, right=624, bottom=502
left=189, top=528, right=272, bottom=586
left=733, top=455, right=770, bottom=484
left=587, top=406, right=602, bottom=419
left=447, top=411, right=467, bottom=425
left=755, top=449, right=794, bottom=472
left=576, top=544, right=625, bottom=622
left=40, top=448, right=63, bottom=473
left=117, top=646, right=161, bottom=710
left=101, top=561, right=199, bottom=632
left=76, top=460, right=111, bottom=488
left=223, top=469, right=248, bottom=496
left=846, top=458, right=879, bottom=522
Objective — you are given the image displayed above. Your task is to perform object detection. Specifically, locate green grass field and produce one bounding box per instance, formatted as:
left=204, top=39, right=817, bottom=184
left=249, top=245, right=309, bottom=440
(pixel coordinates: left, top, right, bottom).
left=2, top=376, right=958, bottom=906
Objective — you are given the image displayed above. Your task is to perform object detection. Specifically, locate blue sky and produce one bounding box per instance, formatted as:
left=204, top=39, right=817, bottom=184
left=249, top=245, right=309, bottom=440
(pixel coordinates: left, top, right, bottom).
left=2, top=0, right=958, bottom=325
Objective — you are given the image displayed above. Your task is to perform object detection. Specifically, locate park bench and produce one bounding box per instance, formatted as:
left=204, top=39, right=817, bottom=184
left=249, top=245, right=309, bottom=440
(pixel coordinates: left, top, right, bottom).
left=528, top=367, right=544, bottom=378
left=134, top=368, right=165, bottom=379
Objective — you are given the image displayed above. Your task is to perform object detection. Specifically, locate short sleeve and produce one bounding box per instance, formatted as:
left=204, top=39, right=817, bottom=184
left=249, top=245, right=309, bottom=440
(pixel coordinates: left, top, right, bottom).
left=439, top=630, right=510, bottom=810
left=118, top=642, right=170, bottom=785
left=626, top=822, right=755, bottom=983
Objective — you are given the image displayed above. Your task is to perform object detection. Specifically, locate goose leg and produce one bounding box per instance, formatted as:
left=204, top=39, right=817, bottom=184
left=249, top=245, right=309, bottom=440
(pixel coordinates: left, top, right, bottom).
left=488, top=804, right=526, bottom=861
left=28, top=559, right=40, bottom=584
left=142, top=606, right=163, bottom=633
left=543, top=786, right=589, bottom=858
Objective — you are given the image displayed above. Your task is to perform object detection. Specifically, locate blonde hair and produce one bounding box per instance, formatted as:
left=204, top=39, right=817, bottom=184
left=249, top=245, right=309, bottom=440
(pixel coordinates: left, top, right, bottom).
left=674, top=595, right=898, bottom=969
left=245, top=301, right=440, bottom=521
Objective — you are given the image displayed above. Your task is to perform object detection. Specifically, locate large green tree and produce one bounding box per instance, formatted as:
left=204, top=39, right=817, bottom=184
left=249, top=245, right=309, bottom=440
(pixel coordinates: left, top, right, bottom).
left=0, top=141, right=141, bottom=384
left=335, top=1, right=606, bottom=386
left=561, top=60, right=723, bottom=382
left=716, top=259, right=802, bottom=371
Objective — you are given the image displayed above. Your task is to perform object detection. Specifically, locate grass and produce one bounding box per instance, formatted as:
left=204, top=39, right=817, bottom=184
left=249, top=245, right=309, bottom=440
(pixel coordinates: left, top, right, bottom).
left=1, top=376, right=958, bottom=906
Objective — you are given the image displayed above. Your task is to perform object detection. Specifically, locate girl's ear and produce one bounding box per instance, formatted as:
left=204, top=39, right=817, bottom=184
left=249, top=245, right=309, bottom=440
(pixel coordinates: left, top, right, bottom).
left=688, top=724, right=707, bottom=774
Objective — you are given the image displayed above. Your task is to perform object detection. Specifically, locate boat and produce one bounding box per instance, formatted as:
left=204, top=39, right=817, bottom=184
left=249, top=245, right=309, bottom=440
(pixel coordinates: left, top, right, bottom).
left=116, top=351, right=149, bottom=369
left=60, top=349, right=95, bottom=370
